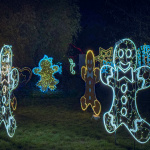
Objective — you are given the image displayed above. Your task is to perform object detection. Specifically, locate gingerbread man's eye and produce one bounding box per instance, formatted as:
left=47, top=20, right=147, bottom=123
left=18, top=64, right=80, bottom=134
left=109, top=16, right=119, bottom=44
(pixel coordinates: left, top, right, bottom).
left=90, top=60, right=92, bottom=64
left=118, top=49, right=124, bottom=58
left=126, top=49, right=132, bottom=58
left=88, top=60, right=89, bottom=64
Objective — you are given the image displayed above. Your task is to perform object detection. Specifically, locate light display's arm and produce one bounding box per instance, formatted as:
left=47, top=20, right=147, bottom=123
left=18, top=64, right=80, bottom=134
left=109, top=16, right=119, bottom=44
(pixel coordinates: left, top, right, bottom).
left=32, top=67, right=40, bottom=75
left=9, top=68, right=19, bottom=91
left=52, top=65, right=59, bottom=72
left=81, top=66, right=87, bottom=81
left=136, top=66, right=150, bottom=89
left=100, top=65, right=114, bottom=87
left=94, top=67, right=100, bottom=83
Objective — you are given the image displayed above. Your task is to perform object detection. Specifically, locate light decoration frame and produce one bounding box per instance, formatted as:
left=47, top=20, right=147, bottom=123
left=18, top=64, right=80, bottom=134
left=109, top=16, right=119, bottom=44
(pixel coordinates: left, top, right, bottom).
left=80, top=50, right=101, bottom=116
left=0, top=45, right=19, bottom=137
left=32, top=55, right=62, bottom=92
left=100, top=38, right=150, bottom=144
left=68, top=58, right=76, bottom=75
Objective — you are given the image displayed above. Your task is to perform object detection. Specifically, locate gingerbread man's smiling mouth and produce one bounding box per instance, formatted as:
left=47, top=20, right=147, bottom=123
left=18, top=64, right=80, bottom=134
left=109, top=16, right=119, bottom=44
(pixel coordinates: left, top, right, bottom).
left=119, top=62, right=130, bottom=70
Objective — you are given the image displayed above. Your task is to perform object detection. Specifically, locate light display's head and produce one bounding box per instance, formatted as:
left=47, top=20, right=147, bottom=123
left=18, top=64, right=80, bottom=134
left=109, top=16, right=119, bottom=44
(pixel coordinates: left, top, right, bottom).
left=1, top=45, right=12, bottom=68
left=39, top=55, right=52, bottom=69
left=86, top=50, right=95, bottom=71
left=99, top=47, right=113, bottom=60
left=113, top=38, right=137, bottom=70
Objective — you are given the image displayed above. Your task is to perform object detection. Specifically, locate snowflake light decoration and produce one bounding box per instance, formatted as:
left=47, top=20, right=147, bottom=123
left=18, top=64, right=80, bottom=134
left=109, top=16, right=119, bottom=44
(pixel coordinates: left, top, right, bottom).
left=0, top=45, right=19, bottom=137
left=32, top=55, right=62, bottom=92
left=95, top=47, right=113, bottom=66
left=100, top=38, right=150, bottom=143
left=95, top=47, right=113, bottom=73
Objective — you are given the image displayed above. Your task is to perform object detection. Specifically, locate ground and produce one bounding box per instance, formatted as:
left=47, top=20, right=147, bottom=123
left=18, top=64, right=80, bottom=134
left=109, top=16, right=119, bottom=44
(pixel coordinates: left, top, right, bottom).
left=0, top=95, right=150, bottom=150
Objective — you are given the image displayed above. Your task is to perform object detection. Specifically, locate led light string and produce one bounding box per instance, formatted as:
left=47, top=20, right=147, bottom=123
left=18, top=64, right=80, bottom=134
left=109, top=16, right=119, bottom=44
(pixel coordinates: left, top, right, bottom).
left=100, top=38, right=150, bottom=144
left=0, top=45, right=19, bottom=137
left=32, top=55, right=62, bottom=92
left=80, top=50, right=101, bottom=116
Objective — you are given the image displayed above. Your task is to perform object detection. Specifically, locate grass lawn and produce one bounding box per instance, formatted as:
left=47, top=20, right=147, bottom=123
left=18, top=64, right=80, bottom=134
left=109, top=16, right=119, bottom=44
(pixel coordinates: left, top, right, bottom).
left=0, top=95, right=150, bottom=150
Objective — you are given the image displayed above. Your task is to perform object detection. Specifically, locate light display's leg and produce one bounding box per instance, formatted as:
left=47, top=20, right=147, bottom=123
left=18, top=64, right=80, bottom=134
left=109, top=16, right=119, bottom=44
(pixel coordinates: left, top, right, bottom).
left=49, top=79, right=59, bottom=91
left=93, top=100, right=101, bottom=115
left=103, top=110, right=117, bottom=133
left=0, top=45, right=19, bottom=137
left=80, top=96, right=88, bottom=110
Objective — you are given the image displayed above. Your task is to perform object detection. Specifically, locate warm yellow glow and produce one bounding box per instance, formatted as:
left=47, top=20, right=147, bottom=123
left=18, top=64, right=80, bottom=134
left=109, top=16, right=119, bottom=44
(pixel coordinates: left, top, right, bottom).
left=95, top=47, right=113, bottom=66
left=80, top=50, right=101, bottom=116
left=33, top=55, right=61, bottom=92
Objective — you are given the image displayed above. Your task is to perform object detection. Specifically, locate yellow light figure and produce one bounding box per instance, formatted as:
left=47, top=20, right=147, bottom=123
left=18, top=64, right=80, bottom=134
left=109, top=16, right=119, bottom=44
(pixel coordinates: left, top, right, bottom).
left=80, top=50, right=101, bottom=116
left=33, top=55, right=61, bottom=92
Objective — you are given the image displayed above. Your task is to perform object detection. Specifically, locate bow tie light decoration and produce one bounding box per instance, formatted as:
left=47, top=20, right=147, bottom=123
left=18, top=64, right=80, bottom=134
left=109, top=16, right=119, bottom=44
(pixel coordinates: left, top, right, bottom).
left=32, top=55, right=62, bottom=92
left=100, top=38, right=150, bottom=144
left=0, top=45, right=19, bottom=137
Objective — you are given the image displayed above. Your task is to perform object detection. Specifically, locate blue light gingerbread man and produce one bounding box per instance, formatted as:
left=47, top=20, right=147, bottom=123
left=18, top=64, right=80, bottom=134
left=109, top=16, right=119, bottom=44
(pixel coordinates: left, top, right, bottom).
left=100, top=38, right=150, bottom=143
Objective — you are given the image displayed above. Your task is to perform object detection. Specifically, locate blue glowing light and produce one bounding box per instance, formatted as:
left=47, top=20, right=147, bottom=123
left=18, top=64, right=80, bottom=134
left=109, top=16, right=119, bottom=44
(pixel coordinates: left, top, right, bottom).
left=0, top=45, right=19, bottom=137
left=32, top=55, right=62, bottom=92
left=100, top=38, right=150, bottom=144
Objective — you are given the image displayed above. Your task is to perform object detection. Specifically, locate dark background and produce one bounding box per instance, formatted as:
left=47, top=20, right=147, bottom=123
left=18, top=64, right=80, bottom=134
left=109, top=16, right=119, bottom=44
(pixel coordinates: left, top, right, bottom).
left=0, top=0, right=150, bottom=149
left=0, top=0, right=148, bottom=124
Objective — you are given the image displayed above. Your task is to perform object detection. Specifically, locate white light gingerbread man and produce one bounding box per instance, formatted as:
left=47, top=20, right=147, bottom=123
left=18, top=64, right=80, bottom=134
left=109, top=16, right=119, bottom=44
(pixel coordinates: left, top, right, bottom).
left=0, top=45, right=19, bottom=137
left=100, top=39, right=150, bottom=143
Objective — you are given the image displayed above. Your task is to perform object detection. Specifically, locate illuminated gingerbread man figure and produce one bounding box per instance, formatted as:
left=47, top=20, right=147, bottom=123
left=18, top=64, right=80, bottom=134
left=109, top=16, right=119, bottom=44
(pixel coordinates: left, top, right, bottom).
left=33, top=55, right=61, bottom=92
left=100, top=38, right=150, bottom=143
left=80, top=50, right=101, bottom=116
left=0, top=45, right=19, bottom=137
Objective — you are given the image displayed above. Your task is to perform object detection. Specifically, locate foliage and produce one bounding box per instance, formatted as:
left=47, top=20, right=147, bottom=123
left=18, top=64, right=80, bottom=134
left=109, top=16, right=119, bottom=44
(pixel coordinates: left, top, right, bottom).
left=77, top=0, right=150, bottom=51
left=0, top=101, right=150, bottom=149
left=0, top=0, right=81, bottom=67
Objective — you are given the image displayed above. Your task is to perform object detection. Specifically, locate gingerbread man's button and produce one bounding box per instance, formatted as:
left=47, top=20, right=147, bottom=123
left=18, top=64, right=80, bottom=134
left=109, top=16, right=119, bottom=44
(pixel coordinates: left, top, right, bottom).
left=121, top=96, right=128, bottom=105
left=121, top=84, right=128, bottom=93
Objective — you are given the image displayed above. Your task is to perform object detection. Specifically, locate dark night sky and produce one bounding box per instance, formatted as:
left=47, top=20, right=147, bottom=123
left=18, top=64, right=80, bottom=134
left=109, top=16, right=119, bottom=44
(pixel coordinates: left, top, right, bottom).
left=77, top=0, right=150, bottom=55
left=1, top=0, right=150, bottom=53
